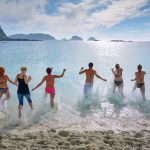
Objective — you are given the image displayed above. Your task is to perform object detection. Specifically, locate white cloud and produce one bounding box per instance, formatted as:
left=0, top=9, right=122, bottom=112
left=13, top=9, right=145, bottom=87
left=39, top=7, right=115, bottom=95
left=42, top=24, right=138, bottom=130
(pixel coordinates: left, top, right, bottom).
left=88, top=0, right=149, bottom=28
left=145, top=22, right=150, bottom=26
left=0, top=0, right=149, bottom=39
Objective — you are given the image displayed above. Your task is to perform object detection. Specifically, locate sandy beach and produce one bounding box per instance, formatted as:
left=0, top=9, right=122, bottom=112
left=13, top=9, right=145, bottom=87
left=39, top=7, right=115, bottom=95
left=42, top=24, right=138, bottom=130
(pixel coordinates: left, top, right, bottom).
left=0, top=128, right=150, bottom=150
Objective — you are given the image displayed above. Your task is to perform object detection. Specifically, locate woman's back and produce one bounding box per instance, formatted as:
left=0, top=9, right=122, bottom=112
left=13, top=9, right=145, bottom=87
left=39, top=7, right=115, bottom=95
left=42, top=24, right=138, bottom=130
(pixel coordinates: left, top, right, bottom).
left=17, top=74, right=30, bottom=94
left=45, top=75, right=55, bottom=88
left=0, top=75, right=8, bottom=88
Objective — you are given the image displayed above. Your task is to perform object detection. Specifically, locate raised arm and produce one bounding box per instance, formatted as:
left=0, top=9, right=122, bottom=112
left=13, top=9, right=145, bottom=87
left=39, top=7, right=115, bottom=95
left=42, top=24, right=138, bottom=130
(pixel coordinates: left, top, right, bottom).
left=14, top=75, right=18, bottom=84
left=79, top=67, right=86, bottom=75
left=54, top=69, right=66, bottom=78
left=32, top=77, right=46, bottom=91
left=7, top=75, right=18, bottom=86
left=95, top=71, right=107, bottom=81
left=111, top=68, right=115, bottom=75
left=24, top=75, right=32, bottom=84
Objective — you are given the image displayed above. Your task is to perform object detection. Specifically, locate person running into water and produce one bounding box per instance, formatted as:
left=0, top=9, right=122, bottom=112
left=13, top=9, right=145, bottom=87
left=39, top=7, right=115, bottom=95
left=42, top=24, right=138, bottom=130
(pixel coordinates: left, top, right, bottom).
left=131, top=64, right=146, bottom=100
left=15, top=66, right=33, bottom=118
left=79, top=62, right=107, bottom=97
left=32, top=68, right=66, bottom=108
left=112, top=64, right=124, bottom=97
left=0, top=67, right=17, bottom=110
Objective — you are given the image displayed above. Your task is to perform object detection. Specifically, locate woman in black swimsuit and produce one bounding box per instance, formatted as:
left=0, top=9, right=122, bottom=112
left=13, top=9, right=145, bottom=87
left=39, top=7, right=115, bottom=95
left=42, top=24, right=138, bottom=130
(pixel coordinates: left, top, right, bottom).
left=0, top=67, right=17, bottom=110
left=15, top=66, right=33, bottom=118
left=112, top=64, right=124, bottom=97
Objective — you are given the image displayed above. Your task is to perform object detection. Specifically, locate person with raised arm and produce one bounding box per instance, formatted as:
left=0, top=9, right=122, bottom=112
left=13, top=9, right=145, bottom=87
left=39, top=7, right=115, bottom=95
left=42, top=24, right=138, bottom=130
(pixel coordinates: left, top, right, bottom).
left=0, top=67, right=17, bottom=110
left=14, top=66, right=33, bottom=118
left=112, top=64, right=124, bottom=97
left=79, top=62, right=107, bottom=97
left=131, top=64, right=146, bottom=100
left=32, top=68, right=66, bottom=108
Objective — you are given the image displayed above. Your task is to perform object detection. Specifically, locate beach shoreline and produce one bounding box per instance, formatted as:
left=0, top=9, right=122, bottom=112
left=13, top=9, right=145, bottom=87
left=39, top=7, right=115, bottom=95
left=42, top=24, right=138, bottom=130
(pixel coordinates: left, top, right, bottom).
left=0, top=127, right=150, bottom=150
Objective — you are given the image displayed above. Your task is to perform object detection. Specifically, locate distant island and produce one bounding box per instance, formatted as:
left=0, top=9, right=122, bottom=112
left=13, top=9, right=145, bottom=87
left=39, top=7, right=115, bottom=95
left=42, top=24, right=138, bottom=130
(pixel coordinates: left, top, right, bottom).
left=9, top=33, right=55, bottom=41
left=0, top=26, right=8, bottom=40
left=0, top=26, right=133, bottom=42
left=88, top=37, right=98, bottom=41
left=70, top=36, right=83, bottom=41
left=109, top=40, right=133, bottom=42
left=0, top=26, right=38, bottom=41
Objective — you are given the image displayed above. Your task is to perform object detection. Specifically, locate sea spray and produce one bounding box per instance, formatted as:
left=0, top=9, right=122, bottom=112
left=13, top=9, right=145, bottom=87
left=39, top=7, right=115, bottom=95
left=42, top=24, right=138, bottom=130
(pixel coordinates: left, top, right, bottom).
left=76, top=89, right=102, bottom=117
left=129, top=99, right=150, bottom=115
left=106, top=86, right=127, bottom=116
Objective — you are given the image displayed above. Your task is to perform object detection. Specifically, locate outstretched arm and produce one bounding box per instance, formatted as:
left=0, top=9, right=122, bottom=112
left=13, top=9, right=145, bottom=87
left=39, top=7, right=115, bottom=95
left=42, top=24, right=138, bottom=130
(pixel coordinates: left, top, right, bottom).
left=54, top=69, right=66, bottom=78
left=7, top=75, right=18, bottom=86
left=32, top=77, right=46, bottom=91
left=131, top=73, right=136, bottom=81
left=95, top=71, right=107, bottom=81
left=79, top=67, right=86, bottom=74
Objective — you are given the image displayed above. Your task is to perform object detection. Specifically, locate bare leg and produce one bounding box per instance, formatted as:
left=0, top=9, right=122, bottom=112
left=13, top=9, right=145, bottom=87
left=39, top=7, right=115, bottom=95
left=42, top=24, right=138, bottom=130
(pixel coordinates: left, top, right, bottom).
left=140, top=85, right=146, bottom=101
left=132, top=83, right=136, bottom=93
left=18, top=105, right=23, bottom=118
left=50, top=93, right=55, bottom=109
left=29, top=102, right=33, bottom=110
left=119, top=83, right=125, bottom=98
left=0, top=93, right=2, bottom=101
left=2, top=90, right=11, bottom=103
left=113, top=85, right=116, bottom=93
left=1, top=91, right=10, bottom=110
left=0, top=93, right=3, bottom=110
left=45, top=92, right=47, bottom=100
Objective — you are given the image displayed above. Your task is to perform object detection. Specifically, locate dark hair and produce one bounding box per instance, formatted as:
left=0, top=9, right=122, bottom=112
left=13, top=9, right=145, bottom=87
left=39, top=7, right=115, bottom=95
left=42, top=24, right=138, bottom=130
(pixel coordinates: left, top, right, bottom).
left=88, top=62, right=93, bottom=68
left=137, top=64, right=142, bottom=70
left=0, top=67, right=5, bottom=76
left=115, top=64, right=120, bottom=68
left=46, top=68, right=52, bottom=74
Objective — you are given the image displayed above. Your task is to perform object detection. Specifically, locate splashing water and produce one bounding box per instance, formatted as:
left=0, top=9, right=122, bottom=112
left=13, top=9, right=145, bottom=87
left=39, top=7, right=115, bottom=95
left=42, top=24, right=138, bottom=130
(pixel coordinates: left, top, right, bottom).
left=0, top=41, right=150, bottom=132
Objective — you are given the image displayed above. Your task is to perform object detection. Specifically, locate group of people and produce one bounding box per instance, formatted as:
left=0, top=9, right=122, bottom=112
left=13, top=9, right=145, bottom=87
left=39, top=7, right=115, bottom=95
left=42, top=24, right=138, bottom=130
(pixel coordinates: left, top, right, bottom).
left=79, top=63, right=146, bottom=100
left=0, top=62, right=146, bottom=118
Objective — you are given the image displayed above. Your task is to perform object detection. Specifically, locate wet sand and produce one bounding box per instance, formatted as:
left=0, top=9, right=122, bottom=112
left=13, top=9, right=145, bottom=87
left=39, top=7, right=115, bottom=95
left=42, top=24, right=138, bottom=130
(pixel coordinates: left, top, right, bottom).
left=0, top=129, right=150, bottom=150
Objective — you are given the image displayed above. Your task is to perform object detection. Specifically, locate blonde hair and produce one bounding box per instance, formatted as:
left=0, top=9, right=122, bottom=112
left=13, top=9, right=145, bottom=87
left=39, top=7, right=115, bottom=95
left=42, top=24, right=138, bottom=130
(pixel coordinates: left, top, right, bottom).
left=20, top=66, right=27, bottom=71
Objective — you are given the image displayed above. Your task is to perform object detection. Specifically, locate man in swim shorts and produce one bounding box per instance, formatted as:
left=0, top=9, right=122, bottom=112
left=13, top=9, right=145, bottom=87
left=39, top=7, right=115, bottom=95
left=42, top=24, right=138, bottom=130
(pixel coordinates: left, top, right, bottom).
left=32, top=67, right=66, bottom=108
left=131, top=64, right=146, bottom=100
left=79, top=62, right=107, bottom=97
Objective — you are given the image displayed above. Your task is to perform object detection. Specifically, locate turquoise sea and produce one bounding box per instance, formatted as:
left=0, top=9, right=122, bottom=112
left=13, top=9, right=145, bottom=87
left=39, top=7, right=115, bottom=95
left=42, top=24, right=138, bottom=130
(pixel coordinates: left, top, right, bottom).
left=0, top=41, right=150, bottom=131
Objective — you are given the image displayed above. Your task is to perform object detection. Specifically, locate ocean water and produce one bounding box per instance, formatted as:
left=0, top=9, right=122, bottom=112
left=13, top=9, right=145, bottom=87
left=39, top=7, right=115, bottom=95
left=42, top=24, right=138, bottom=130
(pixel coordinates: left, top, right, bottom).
left=0, top=41, right=150, bottom=131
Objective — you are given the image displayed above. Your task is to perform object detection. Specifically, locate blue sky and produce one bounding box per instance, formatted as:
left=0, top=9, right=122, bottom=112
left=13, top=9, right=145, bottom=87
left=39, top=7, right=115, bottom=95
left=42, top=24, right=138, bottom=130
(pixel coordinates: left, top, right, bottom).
left=0, top=0, right=150, bottom=41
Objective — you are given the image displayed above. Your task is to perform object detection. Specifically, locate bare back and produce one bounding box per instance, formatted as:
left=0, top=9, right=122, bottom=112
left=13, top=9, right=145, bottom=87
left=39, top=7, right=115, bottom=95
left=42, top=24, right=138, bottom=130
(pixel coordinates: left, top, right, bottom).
left=45, top=75, right=55, bottom=88
left=0, top=75, right=8, bottom=88
left=114, top=68, right=123, bottom=81
left=85, top=69, right=96, bottom=83
left=135, top=71, right=145, bottom=83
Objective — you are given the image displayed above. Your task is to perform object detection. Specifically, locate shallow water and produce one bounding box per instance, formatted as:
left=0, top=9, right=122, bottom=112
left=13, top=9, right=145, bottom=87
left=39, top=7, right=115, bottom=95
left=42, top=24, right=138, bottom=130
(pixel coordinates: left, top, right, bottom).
left=0, top=41, right=150, bottom=131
